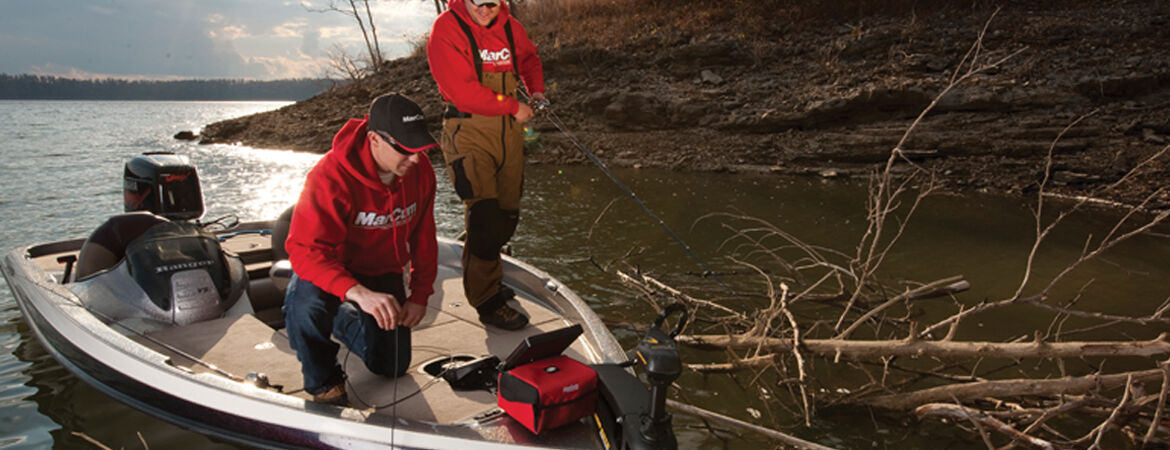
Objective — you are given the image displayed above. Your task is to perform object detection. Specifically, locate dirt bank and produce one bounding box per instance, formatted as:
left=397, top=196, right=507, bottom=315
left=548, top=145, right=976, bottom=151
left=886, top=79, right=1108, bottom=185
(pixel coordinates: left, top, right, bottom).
left=198, top=1, right=1170, bottom=209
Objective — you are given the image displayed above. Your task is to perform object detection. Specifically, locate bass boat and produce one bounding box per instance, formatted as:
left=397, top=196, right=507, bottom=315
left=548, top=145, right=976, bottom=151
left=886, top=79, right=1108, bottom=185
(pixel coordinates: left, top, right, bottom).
left=2, top=152, right=683, bottom=449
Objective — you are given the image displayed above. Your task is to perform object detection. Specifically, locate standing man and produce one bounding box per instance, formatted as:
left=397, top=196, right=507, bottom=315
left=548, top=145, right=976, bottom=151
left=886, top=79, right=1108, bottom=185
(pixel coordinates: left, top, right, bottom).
left=426, top=0, right=545, bottom=331
left=284, top=93, right=439, bottom=406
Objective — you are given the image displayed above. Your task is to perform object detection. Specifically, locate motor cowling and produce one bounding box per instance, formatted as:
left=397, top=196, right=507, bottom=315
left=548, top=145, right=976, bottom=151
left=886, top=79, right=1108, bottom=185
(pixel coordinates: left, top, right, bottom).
left=124, top=152, right=204, bottom=221
left=124, top=221, right=237, bottom=323
left=73, top=221, right=246, bottom=329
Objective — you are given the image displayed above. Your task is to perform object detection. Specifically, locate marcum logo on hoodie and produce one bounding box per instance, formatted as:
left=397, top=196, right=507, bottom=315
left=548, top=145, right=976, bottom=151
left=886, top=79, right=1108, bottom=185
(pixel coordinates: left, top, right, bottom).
left=479, top=48, right=511, bottom=65
left=354, top=203, right=418, bottom=228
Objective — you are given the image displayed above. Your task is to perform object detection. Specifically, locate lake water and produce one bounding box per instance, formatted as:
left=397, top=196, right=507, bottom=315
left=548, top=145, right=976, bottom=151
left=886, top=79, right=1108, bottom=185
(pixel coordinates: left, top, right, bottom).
left=1, top=100, right=1168, bottom=449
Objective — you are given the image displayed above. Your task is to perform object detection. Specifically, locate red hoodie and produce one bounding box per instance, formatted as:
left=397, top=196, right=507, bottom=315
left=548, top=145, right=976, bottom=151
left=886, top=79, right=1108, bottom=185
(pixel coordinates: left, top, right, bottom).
left=286, top=118, right=438, bottom=306
left=427, top=0, right=545, bottom=116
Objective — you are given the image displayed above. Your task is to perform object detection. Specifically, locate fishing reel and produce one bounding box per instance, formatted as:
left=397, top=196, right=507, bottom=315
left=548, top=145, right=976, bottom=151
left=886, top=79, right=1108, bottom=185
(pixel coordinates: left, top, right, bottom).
left=593, top=304, right=687, bottom=450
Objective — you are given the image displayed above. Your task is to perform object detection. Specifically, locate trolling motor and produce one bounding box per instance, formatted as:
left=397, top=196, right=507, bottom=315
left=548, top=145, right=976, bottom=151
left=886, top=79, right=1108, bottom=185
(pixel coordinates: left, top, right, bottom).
left=592, top=304, right=688, bottom=450
left=634, top=304, right=686, bottom=444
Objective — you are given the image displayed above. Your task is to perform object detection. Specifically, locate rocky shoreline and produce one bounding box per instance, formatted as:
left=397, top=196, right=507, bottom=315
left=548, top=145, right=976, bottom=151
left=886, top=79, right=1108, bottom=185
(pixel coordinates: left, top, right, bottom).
left=198, top=1, right=1170, bottom=210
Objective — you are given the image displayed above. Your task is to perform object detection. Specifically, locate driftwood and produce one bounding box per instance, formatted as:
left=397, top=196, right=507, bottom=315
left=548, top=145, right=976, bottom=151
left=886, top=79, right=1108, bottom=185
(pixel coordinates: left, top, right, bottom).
left=863, top=364, right=1168, bottom=410
left=678, top=333, right=1170, bottom=360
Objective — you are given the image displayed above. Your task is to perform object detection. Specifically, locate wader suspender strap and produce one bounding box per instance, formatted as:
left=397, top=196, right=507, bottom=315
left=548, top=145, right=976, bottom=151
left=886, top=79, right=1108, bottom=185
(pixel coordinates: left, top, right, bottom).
left=451, top=13, right=520, bottom=89
left=452, top=13, right=482, bottom=81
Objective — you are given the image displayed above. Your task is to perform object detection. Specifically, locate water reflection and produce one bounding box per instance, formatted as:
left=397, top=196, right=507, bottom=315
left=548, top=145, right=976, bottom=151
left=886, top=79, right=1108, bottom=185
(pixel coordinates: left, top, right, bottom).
left=187, top=144, right=321, bottom=222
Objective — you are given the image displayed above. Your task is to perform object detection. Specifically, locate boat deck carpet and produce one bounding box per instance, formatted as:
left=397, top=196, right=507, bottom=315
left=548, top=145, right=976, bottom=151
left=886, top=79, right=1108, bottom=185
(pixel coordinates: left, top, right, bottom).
left=132, top=264, right=595, bottom=425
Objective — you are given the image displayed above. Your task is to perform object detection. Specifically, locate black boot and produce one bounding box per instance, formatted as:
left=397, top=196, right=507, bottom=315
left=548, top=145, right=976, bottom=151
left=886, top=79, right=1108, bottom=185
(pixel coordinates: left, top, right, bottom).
left=477, top=286, right=529, bottom=330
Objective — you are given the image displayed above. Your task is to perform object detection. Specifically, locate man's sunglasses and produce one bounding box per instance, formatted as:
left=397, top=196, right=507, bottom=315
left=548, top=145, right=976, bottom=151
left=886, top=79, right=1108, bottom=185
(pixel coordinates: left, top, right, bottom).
left=376, top=131, right=415, bottom=156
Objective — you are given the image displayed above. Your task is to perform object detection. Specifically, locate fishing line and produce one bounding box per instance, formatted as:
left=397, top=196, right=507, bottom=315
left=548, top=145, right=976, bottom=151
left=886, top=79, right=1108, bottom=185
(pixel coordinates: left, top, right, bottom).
left=342, top=311, right=447, bottom=411
left=520, top=90, right=742, bottom=302
left=391, top=319, right=399, bottom=447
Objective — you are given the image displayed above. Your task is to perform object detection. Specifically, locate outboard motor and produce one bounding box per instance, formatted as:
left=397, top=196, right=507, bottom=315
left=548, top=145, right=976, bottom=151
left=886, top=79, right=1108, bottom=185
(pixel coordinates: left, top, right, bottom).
left=71, top=152, right=245, bottom=329
left=118, top=221, right=243, bottom=325
left=124, top=152, right=204, bottom=221
left=592, top=304, right=687, bottom=450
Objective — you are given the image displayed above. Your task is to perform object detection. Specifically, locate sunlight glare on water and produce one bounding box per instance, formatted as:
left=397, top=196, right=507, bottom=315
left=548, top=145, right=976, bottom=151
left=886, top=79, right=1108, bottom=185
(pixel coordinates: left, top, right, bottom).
left=187, top=144, right=320, bottom=222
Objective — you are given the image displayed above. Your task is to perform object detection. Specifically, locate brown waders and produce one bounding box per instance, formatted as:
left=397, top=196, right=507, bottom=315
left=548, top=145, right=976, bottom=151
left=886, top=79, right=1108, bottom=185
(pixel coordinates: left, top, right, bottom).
left=440, top=71, right=525, bottom=314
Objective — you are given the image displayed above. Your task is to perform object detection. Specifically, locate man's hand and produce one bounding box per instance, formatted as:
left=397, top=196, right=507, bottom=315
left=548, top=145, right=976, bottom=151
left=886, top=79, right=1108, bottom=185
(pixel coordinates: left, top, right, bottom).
left=513, top=102, right=534, bottom=124
left=345, top=284, right=402, bottom=330
left=399, top=302, right=427, bottom=328
left=530, top=92, right=549, bottom=111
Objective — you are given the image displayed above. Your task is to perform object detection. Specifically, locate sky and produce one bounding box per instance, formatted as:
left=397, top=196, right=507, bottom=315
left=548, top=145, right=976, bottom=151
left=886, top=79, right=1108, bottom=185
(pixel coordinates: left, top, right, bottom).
left=0, top=0, right=440, bottom=80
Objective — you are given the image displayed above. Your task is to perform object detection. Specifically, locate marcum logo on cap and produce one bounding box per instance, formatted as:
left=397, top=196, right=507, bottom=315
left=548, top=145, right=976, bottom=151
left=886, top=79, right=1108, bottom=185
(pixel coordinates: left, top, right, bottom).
left=401, top=114, right=424, bottom=123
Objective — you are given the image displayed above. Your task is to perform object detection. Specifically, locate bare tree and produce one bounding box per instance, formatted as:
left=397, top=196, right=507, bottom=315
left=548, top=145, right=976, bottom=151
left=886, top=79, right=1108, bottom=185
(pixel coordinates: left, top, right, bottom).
left=326, top=43, right=364, bottom=81
left=307, top=0, right=385, bottom=77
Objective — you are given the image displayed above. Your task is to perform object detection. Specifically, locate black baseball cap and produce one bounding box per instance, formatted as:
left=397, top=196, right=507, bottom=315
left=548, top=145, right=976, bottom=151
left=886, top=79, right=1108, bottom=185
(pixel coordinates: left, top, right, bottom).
left=367, top=93, right=438, bottom=153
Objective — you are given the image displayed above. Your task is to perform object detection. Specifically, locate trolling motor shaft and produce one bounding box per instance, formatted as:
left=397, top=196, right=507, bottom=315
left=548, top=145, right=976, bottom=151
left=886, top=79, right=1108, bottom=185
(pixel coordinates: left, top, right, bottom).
left=632, top=304, right=687, bottom=444
left=589, top=304, right=688, bottom=450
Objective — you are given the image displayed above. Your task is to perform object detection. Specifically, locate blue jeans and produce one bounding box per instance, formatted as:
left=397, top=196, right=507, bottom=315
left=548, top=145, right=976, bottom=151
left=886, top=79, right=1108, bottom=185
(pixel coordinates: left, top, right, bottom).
left=284, top=272, right=412, bottom=395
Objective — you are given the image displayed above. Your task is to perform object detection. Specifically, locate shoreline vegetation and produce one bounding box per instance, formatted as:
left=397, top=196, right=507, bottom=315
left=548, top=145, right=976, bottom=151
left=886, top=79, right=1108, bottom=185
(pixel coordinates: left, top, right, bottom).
left=0, top=74, right=336, bottom=101
left=195, top=0, right=1169, bottom=211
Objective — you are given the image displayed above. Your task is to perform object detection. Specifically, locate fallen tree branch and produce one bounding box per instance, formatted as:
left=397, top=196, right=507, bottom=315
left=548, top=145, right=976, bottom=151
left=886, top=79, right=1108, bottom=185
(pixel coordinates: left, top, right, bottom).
left=1143, top=366, right=1170, bottom=448
left=862, top=364, right=1167, bottom=410
left=666, top=399, right=837, bottom=450
left=687, top=353, right=780, bottom=373
left=1086, top=374, right=1135, bottom=449
left=1019, top=396, right=1103, bottom=437
left=836, top=275, right=969, bottom=339
left=1019, top=297, right=1170, bottom=325
left=616, top=270, right=746, bottom=320
left=678, top=333, right=1170, bottom=360
left=914, top=403, right=1055, bottom=450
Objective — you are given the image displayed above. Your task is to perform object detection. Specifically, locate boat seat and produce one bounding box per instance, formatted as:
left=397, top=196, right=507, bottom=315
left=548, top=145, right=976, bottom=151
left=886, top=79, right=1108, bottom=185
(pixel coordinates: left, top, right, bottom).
left=268, top=205, right=295, bottom=293
left=245, top=205, right=294, bottom=328
left=74, top=212, right=169, bottom=281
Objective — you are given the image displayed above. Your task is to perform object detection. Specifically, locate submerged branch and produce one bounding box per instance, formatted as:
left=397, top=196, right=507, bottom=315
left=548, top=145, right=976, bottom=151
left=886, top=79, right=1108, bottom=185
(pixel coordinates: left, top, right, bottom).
left=666, top=399, right=837, bottom=450
left=915, top=403, right=1056, bottom=450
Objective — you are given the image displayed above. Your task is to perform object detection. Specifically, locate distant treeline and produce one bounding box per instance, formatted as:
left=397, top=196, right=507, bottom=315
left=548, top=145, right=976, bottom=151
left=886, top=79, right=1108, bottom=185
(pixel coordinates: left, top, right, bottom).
left=0, top=74, right=340, bottom=101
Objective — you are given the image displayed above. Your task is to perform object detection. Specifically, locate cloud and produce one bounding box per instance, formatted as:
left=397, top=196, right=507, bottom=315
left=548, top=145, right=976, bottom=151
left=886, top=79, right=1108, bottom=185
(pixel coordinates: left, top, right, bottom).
left=249, top=55, right=331, bottom=79
left=300, top=27, right=322, bottom=58
left=318, top=26, right=355, bottom=40
left=274, top=19, right=310, bottom=38
left=0, top=0, right=436, bottom=80
left=28, top=63, right=190, bottom=81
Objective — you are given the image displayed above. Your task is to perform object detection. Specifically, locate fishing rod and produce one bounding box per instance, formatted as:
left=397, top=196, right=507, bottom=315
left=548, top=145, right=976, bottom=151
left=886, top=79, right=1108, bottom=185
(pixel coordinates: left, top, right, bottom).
left=521, top=91, right=740, bottom=299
